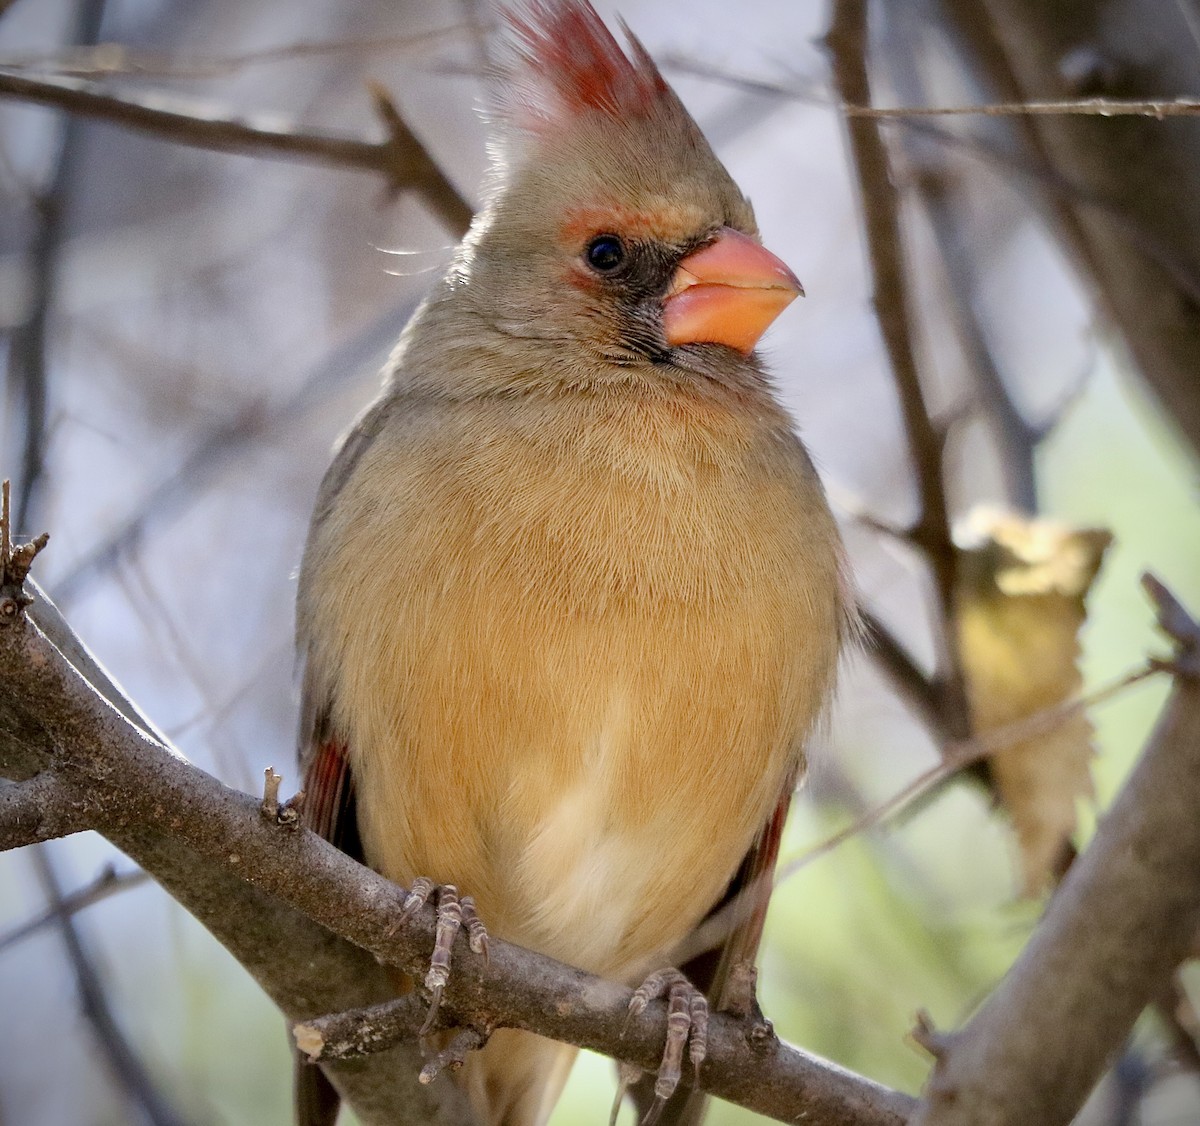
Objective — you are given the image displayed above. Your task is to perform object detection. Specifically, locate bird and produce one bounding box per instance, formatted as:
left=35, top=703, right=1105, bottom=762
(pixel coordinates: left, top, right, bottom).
left=294, top=2, right=850, bottom=1124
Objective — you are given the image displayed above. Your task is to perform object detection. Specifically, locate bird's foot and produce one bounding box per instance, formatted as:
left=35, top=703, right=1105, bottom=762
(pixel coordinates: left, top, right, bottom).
left=624, top=967, right=708, bottom=1125
left=396, top=877, right=489, bottom=1035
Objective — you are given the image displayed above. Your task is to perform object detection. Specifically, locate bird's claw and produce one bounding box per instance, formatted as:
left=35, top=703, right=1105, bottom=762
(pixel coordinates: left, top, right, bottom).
left=395, top=878, right=490, bottom=1036
left=625, top=967, right=708, bottom=1122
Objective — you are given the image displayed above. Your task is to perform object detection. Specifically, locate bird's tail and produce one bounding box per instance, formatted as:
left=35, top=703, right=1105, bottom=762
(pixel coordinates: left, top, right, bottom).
left=456, top=1028, right=578, bottom=1126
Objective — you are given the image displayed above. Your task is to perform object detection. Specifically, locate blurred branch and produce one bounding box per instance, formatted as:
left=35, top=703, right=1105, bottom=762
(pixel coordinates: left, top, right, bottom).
left=0, top=25, right=466, bottom=79
left=825, top=0, right=970, bottom=738
left=1156, top=976, right=1200, bottom=1074
left=846, top=96, right=1200, bottom=119
left=911, top=577, right=1200, bottom=1125
left=0, top=574, right=913, bottom=1126
left=28, top=843, right=188, bottom=1126
left=775, top=659, right=1157, bottom=888
left=0, top=70, right=473, bottom=236
left=859, top=609, right=948, bottom=738
left=54, top=297, right=420, bottom=606
left=0, top=863, right=147, bottom=952
left=879, top=8, right=1040, bottom=511
left=5, top=0, right=107, bottom=535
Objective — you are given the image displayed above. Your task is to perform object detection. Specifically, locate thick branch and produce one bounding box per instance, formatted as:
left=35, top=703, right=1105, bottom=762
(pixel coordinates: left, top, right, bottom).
left=0, top=70, right=472, bottom=236
left=0, top=585, right=912, bottom=1126
left=0, top=773, right=85, bottom=850
left=911, top=582, right=1200, bottom=1124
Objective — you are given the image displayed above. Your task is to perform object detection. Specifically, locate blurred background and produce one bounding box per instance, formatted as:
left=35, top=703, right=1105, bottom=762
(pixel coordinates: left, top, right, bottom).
left=2, top=0, right=1199, bottom=1123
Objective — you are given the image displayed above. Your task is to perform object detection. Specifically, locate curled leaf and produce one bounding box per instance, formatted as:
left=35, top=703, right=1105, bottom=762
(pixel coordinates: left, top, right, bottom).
left=955, top=508, right=1112, bottom=895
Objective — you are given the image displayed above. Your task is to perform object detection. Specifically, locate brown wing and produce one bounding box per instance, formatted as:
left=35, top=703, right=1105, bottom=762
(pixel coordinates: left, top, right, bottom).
left=294, top=691, right=362, bottom=1126
left=631, top=779, right=795, bottom=1126
left=299, top=724, right=361, bottom=856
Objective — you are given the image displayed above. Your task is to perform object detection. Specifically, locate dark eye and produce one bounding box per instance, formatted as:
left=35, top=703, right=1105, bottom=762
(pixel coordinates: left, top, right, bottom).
left=585, top=235, right=626, bottom=273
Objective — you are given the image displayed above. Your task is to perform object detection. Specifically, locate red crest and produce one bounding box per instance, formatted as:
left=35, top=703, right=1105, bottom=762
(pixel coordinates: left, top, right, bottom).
left=503, top=1, right=670, bottom=128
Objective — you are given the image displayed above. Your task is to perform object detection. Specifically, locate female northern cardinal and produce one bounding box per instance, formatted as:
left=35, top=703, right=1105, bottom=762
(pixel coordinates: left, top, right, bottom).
left=296, top=2, right=849, bottom=1123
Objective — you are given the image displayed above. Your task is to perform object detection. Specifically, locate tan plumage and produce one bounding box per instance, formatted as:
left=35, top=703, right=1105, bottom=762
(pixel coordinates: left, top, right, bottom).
left=296, top=4, right=848, bottom=1124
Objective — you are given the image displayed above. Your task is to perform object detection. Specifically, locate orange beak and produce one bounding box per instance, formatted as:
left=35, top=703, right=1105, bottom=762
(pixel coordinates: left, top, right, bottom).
left=661, top=227, right=803, bottom=355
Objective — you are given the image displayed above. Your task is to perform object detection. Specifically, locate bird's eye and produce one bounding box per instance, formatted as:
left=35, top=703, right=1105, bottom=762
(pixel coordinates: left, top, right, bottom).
left=585, top=235, right=626, bottom=273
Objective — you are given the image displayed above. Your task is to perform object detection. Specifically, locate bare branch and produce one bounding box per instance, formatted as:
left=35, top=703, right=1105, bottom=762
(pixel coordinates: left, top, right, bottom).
left=0, top=773, right=86, bottom=850
left=0, top=70, right=473, bottom=235
left=0, top=25, right=466, bottom=80
left=911, top=580, right=1200, bottom=1125
left=294, top=995, right=428, bottom=1063
left=846, top=96, right=1200, bottom=119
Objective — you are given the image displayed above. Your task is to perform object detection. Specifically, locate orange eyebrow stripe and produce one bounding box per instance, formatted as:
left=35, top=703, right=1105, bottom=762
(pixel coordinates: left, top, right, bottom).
left=559, top=204, right=699, bottom=246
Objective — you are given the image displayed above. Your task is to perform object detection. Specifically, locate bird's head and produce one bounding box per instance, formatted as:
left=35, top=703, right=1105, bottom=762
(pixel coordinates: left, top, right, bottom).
left=435, top=0, right=802, bottom=389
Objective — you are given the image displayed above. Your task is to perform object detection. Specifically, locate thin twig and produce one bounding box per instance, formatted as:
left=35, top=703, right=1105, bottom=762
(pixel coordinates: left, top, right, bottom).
left=775, top=661, right=1159, bottom=887
left=260, top=767, right=282, bottom=820
left=419, top=1027, right=490, bottom=1083
left=0, top=70, right=473, bottom=234
left=29, top=844, right=187, bottom=1126
left=0, top=863, right=148, bottom=952
left=669, top=56, right=1200, bottom=121
left=0, top=479, right=50, bottom=591
left=846, top=97, right=1200, bottom=120
left=0, top=25, right=466, bottom=80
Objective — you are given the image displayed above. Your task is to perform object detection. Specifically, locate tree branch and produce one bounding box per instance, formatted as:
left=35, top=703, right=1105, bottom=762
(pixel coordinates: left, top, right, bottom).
left=0, top=70, right=473, bottom=236
left=845, top=96, right=1200, bottom=119
left=28, top=842, right=187, bottom=1126
left=0, top=773, right=86, bottom=850
left=0, top=863, right=147, bottom=952
left=911, top=576, right=1200, bottom=1124
left=0, top=573, right=912, bottom=1126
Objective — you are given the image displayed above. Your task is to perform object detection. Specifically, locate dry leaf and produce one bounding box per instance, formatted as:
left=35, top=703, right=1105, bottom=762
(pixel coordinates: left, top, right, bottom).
left=955, top=508, right=1112, bottom=896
